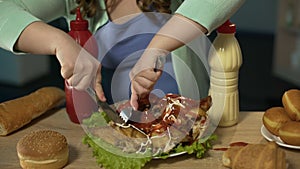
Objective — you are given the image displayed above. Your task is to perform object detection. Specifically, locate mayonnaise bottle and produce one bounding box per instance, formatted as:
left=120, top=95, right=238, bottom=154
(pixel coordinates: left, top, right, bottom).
left=208, top=20, right=243, bottom=127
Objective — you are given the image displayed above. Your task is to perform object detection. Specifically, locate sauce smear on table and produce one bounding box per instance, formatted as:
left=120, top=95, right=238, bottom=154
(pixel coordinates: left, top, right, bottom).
left=213, top=142, right=248, bottom=151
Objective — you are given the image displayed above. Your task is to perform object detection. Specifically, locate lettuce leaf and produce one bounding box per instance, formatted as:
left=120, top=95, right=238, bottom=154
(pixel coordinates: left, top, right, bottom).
left=153, top=134, right=217, bottom=159
left=82, top=111, right=109, bottom=127
left=83, top=135, right=152, bottom=169
left=173, top=134, right=217, bottom=158
left=82, top=112, right=152, bottom=169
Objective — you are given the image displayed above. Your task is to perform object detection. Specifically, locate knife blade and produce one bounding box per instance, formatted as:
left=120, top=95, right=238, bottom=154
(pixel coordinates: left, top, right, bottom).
left=86, top=87, right=125, bottom=124
left=97, top=99, right=125, bottom=124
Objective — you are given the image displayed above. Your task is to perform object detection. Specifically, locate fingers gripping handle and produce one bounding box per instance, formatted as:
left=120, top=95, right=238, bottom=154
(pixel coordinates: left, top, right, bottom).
left=138, top=56, right=166, bottom=111
left=154, top=55, right=166, bottom=72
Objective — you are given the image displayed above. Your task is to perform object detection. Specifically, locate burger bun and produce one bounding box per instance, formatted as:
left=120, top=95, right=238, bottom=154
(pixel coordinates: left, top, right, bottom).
left=16, top=130, right=69, bottom=169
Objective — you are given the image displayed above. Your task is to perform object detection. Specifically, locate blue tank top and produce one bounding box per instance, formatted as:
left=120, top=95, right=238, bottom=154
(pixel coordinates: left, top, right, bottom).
left=94, top=12, right=179, bottom=104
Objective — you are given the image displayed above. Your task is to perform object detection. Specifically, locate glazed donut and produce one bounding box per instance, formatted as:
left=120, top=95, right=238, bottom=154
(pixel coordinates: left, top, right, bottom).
left=262, top=107, right=291, bottom=136
left=282, top=89, right=300, bottom=121
left=279, top=121, right=300, bottom=146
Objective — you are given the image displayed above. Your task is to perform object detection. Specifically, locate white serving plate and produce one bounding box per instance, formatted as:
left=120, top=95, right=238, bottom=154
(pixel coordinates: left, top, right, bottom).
left=261, top=125, right=300, bottom=150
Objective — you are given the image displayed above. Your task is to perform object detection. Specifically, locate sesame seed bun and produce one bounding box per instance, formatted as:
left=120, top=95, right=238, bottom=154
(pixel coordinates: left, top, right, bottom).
left=16, top=130, right=69, bottom=169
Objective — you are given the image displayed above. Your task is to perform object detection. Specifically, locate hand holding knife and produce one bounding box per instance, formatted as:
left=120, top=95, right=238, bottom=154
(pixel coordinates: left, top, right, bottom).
left=86, top=87, right=125, bottom=124
left=86, top=55, right=166, bottom=124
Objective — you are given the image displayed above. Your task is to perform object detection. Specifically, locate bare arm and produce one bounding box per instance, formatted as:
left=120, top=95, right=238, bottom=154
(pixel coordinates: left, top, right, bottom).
left=129, top=0, right=245, bottom=109
left=15, top=21, right=106, bottom=101
left=129, top=14, right=207, bottom=109
left=15, top=21, right=78, bottom=79
left=147, top=14, right=207, bottom=51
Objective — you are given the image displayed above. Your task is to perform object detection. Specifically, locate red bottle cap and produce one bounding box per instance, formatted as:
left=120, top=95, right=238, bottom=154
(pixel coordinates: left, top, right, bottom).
left=70, top=7, right=88, bottom=31
left=217, top=20, right=236, bottom=34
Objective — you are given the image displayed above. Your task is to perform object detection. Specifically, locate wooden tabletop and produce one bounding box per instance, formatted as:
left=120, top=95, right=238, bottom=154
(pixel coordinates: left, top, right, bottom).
left=0, top=109, right=299, bottom=169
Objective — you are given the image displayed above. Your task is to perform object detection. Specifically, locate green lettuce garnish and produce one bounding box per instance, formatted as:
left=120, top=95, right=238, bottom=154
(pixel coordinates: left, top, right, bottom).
left=82, top=112, right=217, bottom=169
left=82, top=112, right=152, bottom=169
left=83, top=135, right=152, bottom=169
left=172, top=134, right=217, bottom=158
left=82, top=111, right=109, bottom=127
left=153, top=134, right=217, bottom=159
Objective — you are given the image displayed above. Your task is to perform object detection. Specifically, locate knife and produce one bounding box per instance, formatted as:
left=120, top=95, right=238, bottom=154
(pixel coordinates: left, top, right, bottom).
left=86, top=87, right=125, bottom=124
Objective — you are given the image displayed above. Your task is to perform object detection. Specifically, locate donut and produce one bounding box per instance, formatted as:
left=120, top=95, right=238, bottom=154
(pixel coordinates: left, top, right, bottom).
left=279, top=121, right=300, bottom=146
left=282, top=89, right=300, bottom=121
left=262, top=107, right=291, bottom=136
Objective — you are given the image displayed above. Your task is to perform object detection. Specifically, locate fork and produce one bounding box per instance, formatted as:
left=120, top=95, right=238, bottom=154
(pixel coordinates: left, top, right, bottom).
left=119, top=55, right=166, bottom=123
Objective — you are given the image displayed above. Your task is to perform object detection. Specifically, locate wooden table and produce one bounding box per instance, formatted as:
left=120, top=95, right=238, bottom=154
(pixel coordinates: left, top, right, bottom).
left=0, top=109, right=299, bottom=169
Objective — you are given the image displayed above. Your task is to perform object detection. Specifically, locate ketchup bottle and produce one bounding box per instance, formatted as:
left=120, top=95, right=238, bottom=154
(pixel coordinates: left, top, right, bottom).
left=208, top=20, right=242, bottom=127
left=65, top=7, right=98, bottom=123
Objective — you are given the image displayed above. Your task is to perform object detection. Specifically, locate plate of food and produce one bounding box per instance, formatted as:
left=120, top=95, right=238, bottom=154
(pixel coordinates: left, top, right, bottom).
left=81, top=94, right=217, bottom=169
left=261, top=125, right=300, bottom=150
left=261, top=89, right=300, bottom=150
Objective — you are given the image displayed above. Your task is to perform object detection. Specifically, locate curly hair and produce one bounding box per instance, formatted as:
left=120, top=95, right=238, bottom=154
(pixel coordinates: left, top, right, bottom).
left=138, top=0, right=171, bottom=14
left=71, top=0, right=172, bottom=17
left=71, top=0, right=99, bottom=17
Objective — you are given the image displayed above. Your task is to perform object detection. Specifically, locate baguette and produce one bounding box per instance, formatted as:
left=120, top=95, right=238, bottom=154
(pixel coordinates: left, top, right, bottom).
left=0, top=87, right=65, bottom=136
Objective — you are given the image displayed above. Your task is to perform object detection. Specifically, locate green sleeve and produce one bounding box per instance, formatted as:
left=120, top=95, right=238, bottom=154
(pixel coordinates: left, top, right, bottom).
left=175, top=0, right=245, bottom=34
left=0, top=0, right=68, bottom=52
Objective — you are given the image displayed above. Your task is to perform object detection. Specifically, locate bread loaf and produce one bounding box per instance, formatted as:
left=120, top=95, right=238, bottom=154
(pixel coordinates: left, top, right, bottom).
left=282, top=89, right=300, bottom=121
left=0, top=87, right=65, bottom=136
left=222, top=142, right=286, bottom=169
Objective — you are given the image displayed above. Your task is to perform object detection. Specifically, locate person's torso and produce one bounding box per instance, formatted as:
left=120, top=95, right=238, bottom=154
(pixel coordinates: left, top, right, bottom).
left=95, top=12, right=179, bottom=103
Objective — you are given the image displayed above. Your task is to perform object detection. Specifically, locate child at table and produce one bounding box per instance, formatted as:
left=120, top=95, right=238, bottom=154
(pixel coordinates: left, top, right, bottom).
left=0, top=0, right=244, bottom=109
